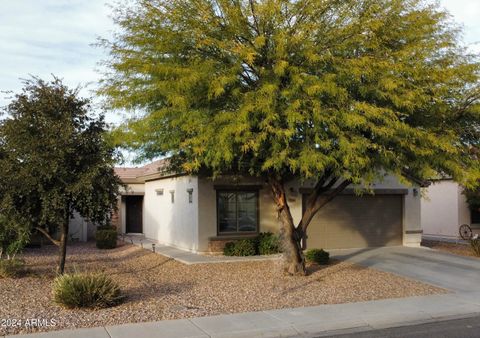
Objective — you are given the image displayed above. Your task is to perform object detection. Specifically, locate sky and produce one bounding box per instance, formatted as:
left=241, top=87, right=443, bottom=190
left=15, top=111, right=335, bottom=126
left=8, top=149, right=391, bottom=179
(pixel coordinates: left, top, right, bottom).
left=0, top=0, right=479, bottom=126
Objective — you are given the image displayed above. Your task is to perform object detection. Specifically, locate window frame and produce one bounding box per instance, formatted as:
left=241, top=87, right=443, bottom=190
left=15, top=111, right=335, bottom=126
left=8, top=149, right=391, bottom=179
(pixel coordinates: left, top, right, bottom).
left=216, top=187, right=260, bottom=236
left=471, top=208, right=480, bottom=225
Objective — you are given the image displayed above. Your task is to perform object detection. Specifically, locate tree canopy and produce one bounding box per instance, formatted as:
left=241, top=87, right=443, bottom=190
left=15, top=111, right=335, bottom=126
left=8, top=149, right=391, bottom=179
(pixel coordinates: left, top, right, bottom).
left=0, top=77, right=121, bottom=272
left=101, top=0, right=480, bottom=187
left=100, top=0, right=480, bottom=274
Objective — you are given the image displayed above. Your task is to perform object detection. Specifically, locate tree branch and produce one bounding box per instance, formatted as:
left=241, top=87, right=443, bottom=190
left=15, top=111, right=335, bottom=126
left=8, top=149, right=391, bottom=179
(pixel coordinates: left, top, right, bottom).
left=301, top=178, right=352, bottom=232
left=35, top=227, right=60, bottom=246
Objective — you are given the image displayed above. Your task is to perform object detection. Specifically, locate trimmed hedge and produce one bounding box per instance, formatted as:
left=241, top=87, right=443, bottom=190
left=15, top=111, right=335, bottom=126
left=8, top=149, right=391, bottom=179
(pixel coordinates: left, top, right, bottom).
left=305, top=249, right=330, bottom=265
left=95, top=229, right=117, bottom=249
left=223, top=232, right=282, bottom=256
left=53, top=272, right=124, bottom=308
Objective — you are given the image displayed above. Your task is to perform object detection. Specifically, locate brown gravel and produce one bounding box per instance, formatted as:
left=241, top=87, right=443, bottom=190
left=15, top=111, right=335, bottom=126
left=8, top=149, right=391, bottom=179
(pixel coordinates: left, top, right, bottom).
left=422, top=240, right=479, bottom=258
left=0, top=242, right=445, bottom=335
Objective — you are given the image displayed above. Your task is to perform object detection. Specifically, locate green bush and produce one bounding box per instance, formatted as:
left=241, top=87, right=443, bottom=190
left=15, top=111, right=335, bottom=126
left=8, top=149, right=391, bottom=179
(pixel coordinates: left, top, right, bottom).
left=97, top=225, right=116, bottom=231
left=0, top=259, right=25, bottom=278
left=223, top=238, right=257, bottom=256
left=305, top=249, right=330, bottom=265
left=258, top=232, right=281, bottom=255
left=96, top=229, right=117, bottom=249
left=223, top=242, right=236, bottom=256
left=471, top=235, right=480, bottom=257
left=0, top=214, right=30, bottom=259
left=53, top=272, right=124, bottom=308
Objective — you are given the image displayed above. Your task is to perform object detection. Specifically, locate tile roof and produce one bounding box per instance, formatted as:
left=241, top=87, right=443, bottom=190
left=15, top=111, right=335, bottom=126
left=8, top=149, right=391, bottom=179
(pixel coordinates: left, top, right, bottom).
left=114, top=159, right=169, bottom=182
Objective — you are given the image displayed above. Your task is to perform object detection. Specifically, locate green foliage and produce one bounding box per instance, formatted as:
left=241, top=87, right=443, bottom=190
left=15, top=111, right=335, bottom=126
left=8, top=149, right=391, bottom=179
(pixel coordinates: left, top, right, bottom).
left=471, top=236, right=480, bottom=257
left=223, top=239, right=257, bottom=256
left=258, top=232, right=281, bottom=255
left=53, top=272, right=124, bottom=309
left=0, top=259, right=25, bottom=278
left=223, top=233, right=281, bottom=256
left=101, top=0, right=480, bottom=190
left=305, top=249, right=330, bottom=265
left=223, top=242, right=236, bottom=256
left=95, top=229, right=118, bottom=249
left=464, top=188, right=480, bottom=211
left=0, top=77, right=122, bottom=271
left=0, top=77, right=121, bottom=230
left=0, top=215, right=30, bottom=259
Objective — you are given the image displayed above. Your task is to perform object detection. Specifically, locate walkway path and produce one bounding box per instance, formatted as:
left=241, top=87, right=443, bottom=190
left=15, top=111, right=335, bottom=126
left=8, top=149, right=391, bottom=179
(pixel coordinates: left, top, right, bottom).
left=121, top=234, right=281, bottom=264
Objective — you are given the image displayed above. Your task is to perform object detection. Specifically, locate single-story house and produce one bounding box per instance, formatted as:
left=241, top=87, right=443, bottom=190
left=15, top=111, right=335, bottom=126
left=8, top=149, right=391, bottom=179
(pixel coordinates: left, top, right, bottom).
left=421, top=179, right=480, bottom=241
left=73, top=159, right=422, bottom=254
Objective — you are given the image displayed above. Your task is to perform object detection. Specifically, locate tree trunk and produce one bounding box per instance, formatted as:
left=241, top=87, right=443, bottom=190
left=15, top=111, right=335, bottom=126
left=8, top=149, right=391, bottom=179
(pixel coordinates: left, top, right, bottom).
left=269, top=175, right=352, bottom=276
left=57, top=221, right=69, bottom=275
left=269, top=177, right=306, bottom=275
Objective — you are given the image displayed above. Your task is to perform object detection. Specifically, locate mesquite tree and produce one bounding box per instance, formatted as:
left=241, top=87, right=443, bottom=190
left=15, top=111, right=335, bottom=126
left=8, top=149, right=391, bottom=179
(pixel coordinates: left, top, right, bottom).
left=100, top=0, right=480, bottom=275
left=0, top=78, right=121, bottom=274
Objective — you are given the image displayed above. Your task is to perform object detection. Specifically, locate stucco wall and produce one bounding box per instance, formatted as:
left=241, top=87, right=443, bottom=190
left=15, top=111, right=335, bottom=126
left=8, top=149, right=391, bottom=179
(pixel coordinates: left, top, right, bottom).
left=68, top=211, right=88, bottom=242
left=119, top=183, right=145, bottom=234
left=421, top=180, right=471, bottom=240
left=143, top=176, right=199, bottom=251
left=197, top=174, right=421, bottom=252
left=197, top=176, right=277, bottom=252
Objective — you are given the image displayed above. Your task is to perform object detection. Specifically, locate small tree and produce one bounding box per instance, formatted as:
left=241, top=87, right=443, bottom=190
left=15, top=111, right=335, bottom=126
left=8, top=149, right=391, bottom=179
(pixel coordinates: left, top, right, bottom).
left=100, top=0, right=480, bottom=274
left=0, top=77, right=121, bottom=274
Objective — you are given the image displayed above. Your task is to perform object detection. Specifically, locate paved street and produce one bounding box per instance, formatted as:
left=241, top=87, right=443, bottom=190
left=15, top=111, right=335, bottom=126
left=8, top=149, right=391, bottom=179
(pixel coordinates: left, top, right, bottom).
left=330, top=314, right=480, bottom=338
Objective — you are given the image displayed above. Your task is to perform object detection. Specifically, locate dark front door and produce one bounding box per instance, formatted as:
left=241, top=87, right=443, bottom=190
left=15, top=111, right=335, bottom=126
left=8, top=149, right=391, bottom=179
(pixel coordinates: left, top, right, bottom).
left=126, top=196, right=143, bottom=233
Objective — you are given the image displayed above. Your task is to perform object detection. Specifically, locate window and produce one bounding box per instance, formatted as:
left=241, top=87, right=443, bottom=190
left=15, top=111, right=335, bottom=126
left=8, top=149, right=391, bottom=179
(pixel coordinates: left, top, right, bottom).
left=170, top=190, right=175, bottom=203
left=472, top=209, right=480, bottom=224
left=217, top=190, right=258, bottom=234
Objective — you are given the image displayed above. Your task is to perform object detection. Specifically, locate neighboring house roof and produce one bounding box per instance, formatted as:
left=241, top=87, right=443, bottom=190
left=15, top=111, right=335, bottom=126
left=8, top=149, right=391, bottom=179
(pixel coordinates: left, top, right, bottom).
left=114, top=159, right=172, bottom=184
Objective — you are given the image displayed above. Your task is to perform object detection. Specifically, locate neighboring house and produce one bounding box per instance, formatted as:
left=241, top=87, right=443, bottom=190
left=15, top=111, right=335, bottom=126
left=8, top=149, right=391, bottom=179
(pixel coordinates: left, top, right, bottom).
left=421, top=179, right=480, bottom=241
left=92, top=159, right=423, bottom=254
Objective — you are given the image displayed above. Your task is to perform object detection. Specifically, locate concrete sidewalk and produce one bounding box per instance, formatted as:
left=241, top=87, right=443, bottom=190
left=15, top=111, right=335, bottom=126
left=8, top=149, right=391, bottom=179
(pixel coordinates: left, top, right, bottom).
left=8, top=291, right=480, bottom=338
left=121, top=234, right=281, bottom=264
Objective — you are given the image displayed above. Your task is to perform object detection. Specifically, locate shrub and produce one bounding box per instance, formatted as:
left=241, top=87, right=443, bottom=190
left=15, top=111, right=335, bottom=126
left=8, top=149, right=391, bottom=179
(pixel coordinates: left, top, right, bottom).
left=258, top=232, right=281, bottom=255
left=471, top=235, right=480, bottom=257
left=53, top=272, right=124, bottom=308
left=223, top=242, right=236, bottom=256
left=305, top=249, right=330, bottom=265
left=96, top=229, right=117, bottom=249
left=0, top=259, right=25, bottom=278
left=0, top=215, right=30, bottom=260
left=223, top=239, right=257, bottom=256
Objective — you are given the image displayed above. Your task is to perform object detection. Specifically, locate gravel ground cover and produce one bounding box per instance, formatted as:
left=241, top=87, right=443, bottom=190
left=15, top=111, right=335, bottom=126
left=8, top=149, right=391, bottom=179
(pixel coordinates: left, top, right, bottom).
left=422, top=240, right=478, bottom=258
left=0, top=242, right=445, bottom=335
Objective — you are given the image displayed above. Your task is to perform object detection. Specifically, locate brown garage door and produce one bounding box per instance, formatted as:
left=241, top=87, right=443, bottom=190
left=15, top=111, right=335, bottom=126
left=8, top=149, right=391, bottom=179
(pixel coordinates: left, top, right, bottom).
left=306, top=195, right=403, bottom=249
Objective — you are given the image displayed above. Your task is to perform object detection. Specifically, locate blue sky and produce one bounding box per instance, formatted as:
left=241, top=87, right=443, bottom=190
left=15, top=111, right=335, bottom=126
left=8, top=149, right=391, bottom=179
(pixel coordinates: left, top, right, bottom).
left=0, top=0, right=479, bottom=125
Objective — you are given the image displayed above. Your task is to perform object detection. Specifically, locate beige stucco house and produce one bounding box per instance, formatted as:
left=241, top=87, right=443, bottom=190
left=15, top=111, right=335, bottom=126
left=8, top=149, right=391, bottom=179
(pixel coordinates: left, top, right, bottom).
left=421, top=179, right=480, bottom=241
left=83, top=160, right=424, bottom=254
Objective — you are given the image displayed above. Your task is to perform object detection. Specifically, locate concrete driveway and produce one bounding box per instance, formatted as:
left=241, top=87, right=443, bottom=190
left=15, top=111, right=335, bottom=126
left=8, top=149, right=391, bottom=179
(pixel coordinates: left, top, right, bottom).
left=331, top=246, right=480, bottom=292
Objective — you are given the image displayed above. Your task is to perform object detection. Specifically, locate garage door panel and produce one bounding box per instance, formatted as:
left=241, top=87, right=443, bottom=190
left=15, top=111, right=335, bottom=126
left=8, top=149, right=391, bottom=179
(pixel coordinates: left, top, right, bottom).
left=306, top=195, right=402, bottom=249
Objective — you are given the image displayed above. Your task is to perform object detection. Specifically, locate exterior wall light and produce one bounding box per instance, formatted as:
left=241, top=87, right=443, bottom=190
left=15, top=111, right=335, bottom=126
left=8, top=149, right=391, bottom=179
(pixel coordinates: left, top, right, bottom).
left=187, top=188, right=194, bottom=203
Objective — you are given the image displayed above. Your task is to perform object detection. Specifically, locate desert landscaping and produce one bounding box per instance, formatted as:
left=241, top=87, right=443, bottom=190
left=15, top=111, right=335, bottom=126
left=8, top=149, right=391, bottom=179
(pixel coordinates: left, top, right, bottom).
left=0, top=242, right=446, bottom=336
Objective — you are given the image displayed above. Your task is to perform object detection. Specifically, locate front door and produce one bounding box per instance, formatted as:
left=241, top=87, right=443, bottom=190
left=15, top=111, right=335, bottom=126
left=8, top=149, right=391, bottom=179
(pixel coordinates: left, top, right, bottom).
left=126, top=196, right=143, bottom=233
